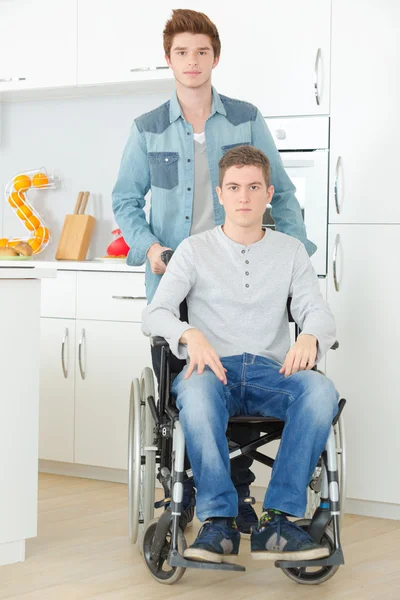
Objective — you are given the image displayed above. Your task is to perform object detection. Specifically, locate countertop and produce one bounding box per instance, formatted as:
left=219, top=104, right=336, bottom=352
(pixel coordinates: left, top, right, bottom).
left=0, top=259, right=145, bottom=273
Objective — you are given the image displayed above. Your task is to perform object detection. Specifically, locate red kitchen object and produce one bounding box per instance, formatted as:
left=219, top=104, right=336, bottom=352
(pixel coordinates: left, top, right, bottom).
left=106, top=228, right=130, bottom=257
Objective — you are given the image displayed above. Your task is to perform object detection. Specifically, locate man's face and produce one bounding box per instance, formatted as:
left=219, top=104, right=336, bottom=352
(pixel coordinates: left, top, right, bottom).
left=217, top=165, right=274, bottom=228
left=165, top=33, right=219, bottom=89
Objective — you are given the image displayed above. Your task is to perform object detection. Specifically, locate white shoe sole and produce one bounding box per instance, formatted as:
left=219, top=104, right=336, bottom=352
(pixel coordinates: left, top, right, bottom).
left=183, top=548, right=238, bottom=564
left=251, top=546, right=330, bottom=561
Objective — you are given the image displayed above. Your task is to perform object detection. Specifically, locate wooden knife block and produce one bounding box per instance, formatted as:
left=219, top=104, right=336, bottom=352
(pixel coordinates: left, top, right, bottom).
left=56, top=214, right=96, bottom=260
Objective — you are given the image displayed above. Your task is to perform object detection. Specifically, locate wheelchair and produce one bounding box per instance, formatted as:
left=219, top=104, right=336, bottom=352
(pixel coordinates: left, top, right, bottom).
left=128, top=302, right=346, bottom=586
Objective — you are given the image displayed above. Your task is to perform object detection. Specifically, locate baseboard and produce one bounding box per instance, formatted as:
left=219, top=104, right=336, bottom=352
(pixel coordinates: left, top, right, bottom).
left=0, top=540, right=25, bottom=566
left=250, top=485, right=400, bottom=521
left=39, top=460, right=128, bottom=484
left=343, top=497, right=400, bottom=521
left=38, top=460, right=163, bottom=488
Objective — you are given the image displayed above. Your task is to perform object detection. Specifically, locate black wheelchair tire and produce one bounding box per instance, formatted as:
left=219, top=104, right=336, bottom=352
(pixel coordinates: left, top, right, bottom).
left=142, top=517, right=187, bottom=585
left=279, top=519, right=340, bottom=585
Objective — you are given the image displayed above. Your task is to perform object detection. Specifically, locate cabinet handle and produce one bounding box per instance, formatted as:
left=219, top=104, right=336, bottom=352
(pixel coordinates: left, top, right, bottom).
left=78, top=329, right=86, bottom=380
left=112, top=295, right=146, bottom=300
left=333, top=234, right=340, bottom=292
left=130, top=66, right=169, bottom=72
left=61, top=328, right=69, bottom=378
left=0, top=77, right=26, bottom=82
left=314, top=48, right=321, bottom=106
left=334, top=156, right=341, bottom=214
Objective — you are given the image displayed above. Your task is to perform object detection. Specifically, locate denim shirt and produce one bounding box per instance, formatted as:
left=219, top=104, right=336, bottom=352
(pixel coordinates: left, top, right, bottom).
left=112, top=87, right=316, bottom=302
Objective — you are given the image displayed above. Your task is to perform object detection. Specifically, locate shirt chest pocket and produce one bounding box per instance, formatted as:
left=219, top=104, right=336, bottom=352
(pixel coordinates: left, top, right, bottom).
left=148, top=152, right=179, bottom=190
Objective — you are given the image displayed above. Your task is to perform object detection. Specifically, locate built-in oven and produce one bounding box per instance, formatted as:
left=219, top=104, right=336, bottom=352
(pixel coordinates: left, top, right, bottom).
left=263, top=116, right=329, bottom=277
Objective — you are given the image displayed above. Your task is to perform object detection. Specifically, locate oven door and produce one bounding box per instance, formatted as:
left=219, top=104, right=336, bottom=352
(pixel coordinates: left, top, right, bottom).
left=263, top=150, right=328, bottom=276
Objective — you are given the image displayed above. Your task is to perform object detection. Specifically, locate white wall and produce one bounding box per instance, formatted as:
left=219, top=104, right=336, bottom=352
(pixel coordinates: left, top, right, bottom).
left=0, top=85, right=173, bottom=259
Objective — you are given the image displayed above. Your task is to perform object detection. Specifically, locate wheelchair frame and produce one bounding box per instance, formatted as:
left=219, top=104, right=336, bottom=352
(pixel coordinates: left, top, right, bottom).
left=129, top=336, right=347, bottom=585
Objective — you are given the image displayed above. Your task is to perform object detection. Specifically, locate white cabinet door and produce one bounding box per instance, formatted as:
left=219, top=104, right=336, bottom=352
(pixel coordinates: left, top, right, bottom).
left=326, top=225, right=400, bottom=504
left=74, top=320, right=152, bottom=469
left=198, top=0, right=331, bottom=116
left=329, top=0, right=400, bottom=223
left=39, top=318, right=75, bottom=463
left=0, top=0, right=77, bottom=91
left=77, top=0, right=173, bottom=85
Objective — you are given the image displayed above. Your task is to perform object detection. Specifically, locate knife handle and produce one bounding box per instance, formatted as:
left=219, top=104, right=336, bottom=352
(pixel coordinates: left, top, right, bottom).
left=80, top=191, right=90, bottom=214
left=74, top=191, right=84, bottom=214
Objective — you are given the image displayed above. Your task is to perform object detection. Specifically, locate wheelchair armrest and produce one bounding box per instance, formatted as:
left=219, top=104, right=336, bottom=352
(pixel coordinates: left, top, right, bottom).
left=151, top=336, right=170, bottom=348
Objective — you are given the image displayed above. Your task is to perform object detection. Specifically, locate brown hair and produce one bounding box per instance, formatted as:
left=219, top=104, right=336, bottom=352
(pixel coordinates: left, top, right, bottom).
left=163, top=9, right=221, bottom=58
left=219, top=146, right=271, bottom=187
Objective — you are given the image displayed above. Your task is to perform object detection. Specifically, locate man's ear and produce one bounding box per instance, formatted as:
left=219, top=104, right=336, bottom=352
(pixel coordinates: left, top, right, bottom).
left=267, top=185, right=275, bottom=204
left=212, top=55, right=220, bottom=69
left=165, top=54, right=172, bottom=68
left=216, top=186, right=223, bottom=206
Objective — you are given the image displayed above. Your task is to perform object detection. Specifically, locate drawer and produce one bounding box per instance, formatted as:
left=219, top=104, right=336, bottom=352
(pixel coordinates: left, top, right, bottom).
left=41, top=271, right=77, bottom=318
left=76, top=271, right=146, bottom=322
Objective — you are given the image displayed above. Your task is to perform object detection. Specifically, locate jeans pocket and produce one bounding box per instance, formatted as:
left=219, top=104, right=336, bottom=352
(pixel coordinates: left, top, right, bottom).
left=148, top=151, right=179, bottom=190
left=221, top=142, right=250, bottom=154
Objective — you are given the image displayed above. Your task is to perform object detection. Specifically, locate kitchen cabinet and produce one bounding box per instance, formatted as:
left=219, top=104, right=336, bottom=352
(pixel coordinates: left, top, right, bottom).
left=39, top=318, right=75, bottom=463
left=194, top=0, right=331, bottom=117
left=39, top=269, right=151, bottom=471
left=74, top=320, right=151, bottom=470
left=325, top=224, right=400, bottom=504
left=0, top=0, right=77, bottom=92
left=77, top=0, right=173, bottom=85
left=329, top=0, right=400, bottom=223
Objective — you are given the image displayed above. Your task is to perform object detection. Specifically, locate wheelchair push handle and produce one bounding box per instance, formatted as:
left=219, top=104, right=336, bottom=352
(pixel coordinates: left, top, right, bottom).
left=161, top=249, right=174, bottom=266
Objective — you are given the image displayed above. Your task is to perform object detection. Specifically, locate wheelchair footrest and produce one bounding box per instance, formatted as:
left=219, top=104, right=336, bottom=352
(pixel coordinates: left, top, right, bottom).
left=168, top=550, right=246, bottom=572
left=275, top=548, right=344, bottom=569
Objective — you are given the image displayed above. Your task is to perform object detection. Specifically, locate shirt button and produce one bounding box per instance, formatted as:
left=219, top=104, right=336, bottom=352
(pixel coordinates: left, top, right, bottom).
left=241, top=250, right=245, bottom=254
left=245, top=271, right=249, bottom=276
left=187, top=159, right=191, bottom=162
left=245, top=283, right=250, bottom=288
left=165, top=158, right=169, bottom=162
left=187, top=187, right=191, bottom=191
left=187, top=132, right=190, bottom=136
left=185, top=216, right=189, bottom=220
left=245, top=260, right=249, bottom=264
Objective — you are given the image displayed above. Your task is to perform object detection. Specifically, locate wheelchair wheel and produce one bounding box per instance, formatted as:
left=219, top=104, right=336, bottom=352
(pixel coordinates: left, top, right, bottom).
left=136, top=367, right=157, bottom=552
left=142, top=517, right=187, bottom=585
left=128, top=369, right=157, bottom=547
left=305, top=413, right=346, bottom=522
left=279, top=519, right=339, bottom=585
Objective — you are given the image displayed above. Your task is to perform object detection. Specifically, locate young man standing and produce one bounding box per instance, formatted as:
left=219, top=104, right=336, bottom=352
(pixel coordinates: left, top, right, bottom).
left=142, top=146, right=338, bottom=563
left=112, top=9, right=316, bottom=536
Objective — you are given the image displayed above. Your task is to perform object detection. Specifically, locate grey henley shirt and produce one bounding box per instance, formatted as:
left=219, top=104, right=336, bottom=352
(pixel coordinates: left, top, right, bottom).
left=142, top=226, right=336, bottom=365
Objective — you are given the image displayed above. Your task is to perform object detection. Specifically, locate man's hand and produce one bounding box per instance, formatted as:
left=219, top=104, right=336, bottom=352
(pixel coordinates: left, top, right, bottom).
left=180, top=328, right=227, bottom=384
left=280, top=334, right=318, bottom=378
left=147, top=243, right=173, bottom=274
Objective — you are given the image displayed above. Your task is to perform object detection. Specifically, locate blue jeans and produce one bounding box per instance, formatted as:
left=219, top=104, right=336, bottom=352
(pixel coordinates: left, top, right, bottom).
left=172, top=354, right=339, bottom=523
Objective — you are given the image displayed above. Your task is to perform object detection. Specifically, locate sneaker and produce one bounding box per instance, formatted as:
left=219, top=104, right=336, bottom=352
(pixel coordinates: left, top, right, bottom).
left=235, top=484, right=258, bottom=539
left=251, top=509, right=330, bottom=561
left=183, top=518, right=240, bottom=564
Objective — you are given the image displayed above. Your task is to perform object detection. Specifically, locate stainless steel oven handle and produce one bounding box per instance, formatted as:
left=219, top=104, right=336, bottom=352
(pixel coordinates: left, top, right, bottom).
left=333, top=234, right=340, bottom=292
left=130, top=66, right=169, bottom=72
left=314, top=48, right=321, bottom=106
left=0, top=77, right=26, bottom=82
left=61, top=328, right=69, bottom=378
left=334, top=156, right=341, bottom=214
left=78, top=329, right=86, bottom=380
left=112, top=295, right=146, bottom=300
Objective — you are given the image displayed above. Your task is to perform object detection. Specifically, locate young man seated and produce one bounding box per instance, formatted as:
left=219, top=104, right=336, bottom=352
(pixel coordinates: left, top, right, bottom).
left=142, top=146, right=339, bottom=564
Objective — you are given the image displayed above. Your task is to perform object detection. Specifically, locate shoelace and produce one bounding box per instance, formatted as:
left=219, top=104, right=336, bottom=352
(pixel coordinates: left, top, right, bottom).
left=195, top=521, right=235, bottom=545
left=259, top=513, right=314, bottom=548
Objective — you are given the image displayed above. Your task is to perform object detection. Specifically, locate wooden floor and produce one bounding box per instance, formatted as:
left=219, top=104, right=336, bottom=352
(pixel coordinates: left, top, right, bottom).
left=1, top=474, right=399, bottom=599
